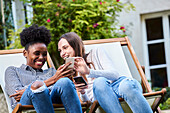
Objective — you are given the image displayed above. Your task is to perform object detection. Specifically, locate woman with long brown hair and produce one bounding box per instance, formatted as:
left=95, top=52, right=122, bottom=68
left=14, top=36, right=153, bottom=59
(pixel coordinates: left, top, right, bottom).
left=58, top=32, right=152, bottom=113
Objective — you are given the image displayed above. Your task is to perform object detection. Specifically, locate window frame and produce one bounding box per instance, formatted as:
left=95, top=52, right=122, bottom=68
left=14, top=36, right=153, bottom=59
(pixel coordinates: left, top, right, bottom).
left=141, top=11, right=170, bottom=87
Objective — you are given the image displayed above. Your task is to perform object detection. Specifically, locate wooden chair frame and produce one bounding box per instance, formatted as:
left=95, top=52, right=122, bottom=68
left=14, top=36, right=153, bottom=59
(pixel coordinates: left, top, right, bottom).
left=0, top=37, right=166, bottom=113
left=0, top=49, right=91, bottom=113
left=82, top=37, right=166, bottom=113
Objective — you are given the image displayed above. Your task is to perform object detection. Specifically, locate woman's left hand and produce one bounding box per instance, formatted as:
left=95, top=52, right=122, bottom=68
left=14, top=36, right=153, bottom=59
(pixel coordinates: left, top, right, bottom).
left=74, top=82, right=88, bottom=94
left=74, top=57, right=90, bottom=75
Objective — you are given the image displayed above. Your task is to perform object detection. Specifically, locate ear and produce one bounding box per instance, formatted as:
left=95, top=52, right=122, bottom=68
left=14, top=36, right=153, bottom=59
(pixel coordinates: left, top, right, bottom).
left=23, top=50, right=28, bottom=58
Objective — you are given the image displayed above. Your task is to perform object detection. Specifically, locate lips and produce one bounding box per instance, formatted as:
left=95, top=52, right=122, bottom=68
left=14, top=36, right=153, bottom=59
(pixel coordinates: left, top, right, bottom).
left=35, top=61, right=44, bottom=66
left=63, top=55, right=69, bottom=60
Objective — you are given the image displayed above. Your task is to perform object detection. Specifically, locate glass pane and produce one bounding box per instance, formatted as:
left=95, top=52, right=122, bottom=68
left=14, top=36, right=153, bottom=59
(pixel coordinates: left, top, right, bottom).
left=148, top=43, right=166, bottom=66
left=146, top=17, right=163, bottom=41
left=150, top=68, right=168, bottom=88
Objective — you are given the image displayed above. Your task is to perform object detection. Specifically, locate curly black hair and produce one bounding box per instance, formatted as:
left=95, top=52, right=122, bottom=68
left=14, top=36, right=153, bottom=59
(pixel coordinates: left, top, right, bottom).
left=20, top=24, right=51, bottom=50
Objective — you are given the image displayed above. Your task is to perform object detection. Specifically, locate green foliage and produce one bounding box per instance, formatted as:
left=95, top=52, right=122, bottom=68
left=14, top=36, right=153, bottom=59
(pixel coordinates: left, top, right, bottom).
left=153, top=87, right=170, bottom=110
left=6, top=28, right=23, bottom=49
left=159, top=98, right=170, bottom=110
left=12, top=0, right=134, bottom=66
left=0, top=0, right=14, bottom=50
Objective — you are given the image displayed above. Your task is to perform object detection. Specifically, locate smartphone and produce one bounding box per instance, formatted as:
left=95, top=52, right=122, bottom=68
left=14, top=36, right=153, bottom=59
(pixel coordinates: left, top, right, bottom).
left=73, top=76, right=87, bottom=86
left=65, top=57, right=75, bottom=69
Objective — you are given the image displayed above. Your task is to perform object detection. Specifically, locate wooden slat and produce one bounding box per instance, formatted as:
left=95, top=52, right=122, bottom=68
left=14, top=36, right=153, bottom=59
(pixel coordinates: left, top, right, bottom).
left=0, top=49, right=55, bottom=69
left=47, top=52, right=56, bottom=69
left=143, top=88, right=166, bottom=97
left=88, top=100, right=99, bottom=113
left=125, top=37, right=152, bottom=92
left=13, top=101, right=91, bottom=113
left=0, top=49, right=24, bottom=55
left=83, top=38, right=127, bottom=45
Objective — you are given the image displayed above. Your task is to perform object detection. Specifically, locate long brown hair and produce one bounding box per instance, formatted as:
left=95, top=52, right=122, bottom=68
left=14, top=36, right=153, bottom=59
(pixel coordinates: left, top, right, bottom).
left=59, top=32, right=85, bottom=58
left=59, top=32, right=89, bottom=81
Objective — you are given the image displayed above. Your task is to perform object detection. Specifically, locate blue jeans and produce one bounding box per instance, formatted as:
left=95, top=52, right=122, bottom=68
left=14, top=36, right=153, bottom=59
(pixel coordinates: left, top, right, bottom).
left=93, top=77, right=152, bottom=113
left=20, top=78, right=82, bottom=113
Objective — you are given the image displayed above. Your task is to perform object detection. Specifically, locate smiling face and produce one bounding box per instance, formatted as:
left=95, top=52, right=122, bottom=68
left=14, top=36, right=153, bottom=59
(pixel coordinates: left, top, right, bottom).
left=24, top=43, right=47, bottom=69
left=58, top=38, right=75, bottom=59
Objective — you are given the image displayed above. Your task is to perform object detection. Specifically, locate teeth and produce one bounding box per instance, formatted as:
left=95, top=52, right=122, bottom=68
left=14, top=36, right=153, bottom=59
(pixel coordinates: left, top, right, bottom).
left=36, top=61, right=43, bottom=64
left=64, top=56, right=69, bottom=60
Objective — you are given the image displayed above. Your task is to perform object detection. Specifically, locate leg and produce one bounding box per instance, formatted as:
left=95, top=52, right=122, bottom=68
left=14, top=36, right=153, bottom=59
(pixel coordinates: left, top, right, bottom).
left=119, top=78, right=152, bottom=113
left=93, top=77, right=124, bottom=113
left=50, top=77, right=82, bottom=113
left=20, top=81, right=54, bottom=113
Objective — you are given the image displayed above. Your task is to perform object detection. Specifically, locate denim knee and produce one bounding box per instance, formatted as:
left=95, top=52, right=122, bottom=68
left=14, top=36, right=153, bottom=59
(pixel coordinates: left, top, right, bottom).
left=54, top=77, right=75, bottom=90
left=93, top=77, right=108, bottom=94
left=30, top=81, right=47, bottom=93
left=119, top=78, right=142, bottom=96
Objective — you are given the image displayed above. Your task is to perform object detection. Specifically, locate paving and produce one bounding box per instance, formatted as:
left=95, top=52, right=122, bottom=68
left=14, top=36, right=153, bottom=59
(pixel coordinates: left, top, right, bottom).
left=162, top=110, right=170, bottom=113
left=0, top=93, right=8, bottom=113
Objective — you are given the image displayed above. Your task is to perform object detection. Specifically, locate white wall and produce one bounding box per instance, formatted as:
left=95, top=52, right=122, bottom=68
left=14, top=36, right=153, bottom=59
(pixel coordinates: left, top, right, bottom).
left=118, top=0, right=170, bottom=81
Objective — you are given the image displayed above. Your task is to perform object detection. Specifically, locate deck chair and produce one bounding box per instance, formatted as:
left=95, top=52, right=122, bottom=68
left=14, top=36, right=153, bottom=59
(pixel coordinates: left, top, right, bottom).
left=0, top=49, right=91, bottom=113
left=82, top=37, right=166, bottom=113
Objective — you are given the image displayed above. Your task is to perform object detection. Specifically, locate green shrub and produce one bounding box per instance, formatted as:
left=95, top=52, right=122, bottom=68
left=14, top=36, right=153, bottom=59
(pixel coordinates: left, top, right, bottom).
left=159, top=98, right=170, bottom=110
left=10, top=0, right=134, bottom=66
left=0, top=0, right=14, bottom=50
left=153, top=87, right=170, bottom=110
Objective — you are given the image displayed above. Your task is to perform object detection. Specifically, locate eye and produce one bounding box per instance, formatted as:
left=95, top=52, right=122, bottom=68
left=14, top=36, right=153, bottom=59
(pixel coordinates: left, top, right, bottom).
left=42, top=52, right=47, bottom=57
left=34, top=51, right=40, bottom=56
left=63, top=45, right=68, bottom=49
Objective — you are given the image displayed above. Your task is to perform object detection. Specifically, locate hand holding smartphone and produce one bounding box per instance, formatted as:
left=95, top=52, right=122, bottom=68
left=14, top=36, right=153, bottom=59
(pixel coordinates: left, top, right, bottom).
left=73, top=76, right=87, bottom=87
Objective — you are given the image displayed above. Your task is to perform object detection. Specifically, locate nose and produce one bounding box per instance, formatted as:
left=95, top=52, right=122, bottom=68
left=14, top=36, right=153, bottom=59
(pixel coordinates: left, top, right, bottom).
left=39, top=54, right=43, bottom=59
left=60, top=50, right=65, bottom=58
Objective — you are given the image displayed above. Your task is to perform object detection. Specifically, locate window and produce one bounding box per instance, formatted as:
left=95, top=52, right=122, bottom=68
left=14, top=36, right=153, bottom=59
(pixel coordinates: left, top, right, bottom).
left=148, top=43, right=166, bottom=66
left=150, top=68, right=168, bottom=87
left=146, top=17, right=163, bottom=41
left=142, top=12, right=170, bottom=88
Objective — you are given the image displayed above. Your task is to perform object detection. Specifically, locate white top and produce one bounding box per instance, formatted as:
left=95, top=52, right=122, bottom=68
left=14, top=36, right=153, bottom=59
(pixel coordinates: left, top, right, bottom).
left=80, top=46, right=121, bottom=102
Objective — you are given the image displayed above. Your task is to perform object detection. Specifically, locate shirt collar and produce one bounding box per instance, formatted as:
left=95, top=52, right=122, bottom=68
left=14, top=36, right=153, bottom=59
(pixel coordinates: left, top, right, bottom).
left=21, top=64, right=43, bottom=72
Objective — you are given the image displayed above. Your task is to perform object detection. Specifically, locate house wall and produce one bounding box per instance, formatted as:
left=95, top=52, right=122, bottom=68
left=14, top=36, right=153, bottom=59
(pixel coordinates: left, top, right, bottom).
left=119, top=0, right=170, bottom=63
left=118, top=0, right=170, bottom=85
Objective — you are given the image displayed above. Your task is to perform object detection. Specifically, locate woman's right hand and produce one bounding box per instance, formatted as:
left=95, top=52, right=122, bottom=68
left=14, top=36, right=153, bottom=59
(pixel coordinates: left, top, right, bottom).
left=54, top=62, right=75, bottom=80
left=44, top=62, right=75, bottom=86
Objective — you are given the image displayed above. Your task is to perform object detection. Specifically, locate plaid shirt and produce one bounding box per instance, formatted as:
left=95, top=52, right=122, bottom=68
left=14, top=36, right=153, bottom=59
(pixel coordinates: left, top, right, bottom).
left=5, top=64, right=56, bottom=109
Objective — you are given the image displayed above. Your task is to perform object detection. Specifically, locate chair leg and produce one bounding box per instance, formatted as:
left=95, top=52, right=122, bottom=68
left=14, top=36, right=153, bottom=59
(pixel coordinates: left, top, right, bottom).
left=88, top=100, right=99, bottom=113
left=12, top=103, right=21, bottom=113
left=155, top=107, right=162, bottom=113
left=152, top=97, right=161, bottom=112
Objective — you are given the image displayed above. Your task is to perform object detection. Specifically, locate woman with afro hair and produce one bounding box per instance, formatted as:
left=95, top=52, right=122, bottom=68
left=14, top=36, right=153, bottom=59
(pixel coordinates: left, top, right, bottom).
left=5, top=24, right=82, bottom=113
